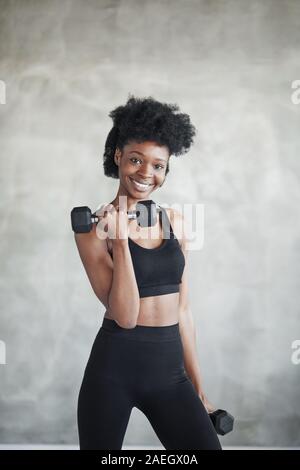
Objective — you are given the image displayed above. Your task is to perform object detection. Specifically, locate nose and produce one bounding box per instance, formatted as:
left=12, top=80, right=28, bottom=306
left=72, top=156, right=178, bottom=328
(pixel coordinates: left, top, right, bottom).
left=137, top=162, right=154, bottom=178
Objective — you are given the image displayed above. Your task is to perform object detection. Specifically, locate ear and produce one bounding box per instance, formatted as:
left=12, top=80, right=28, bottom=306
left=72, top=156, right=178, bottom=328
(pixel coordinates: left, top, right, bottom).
left=114, top=148, right=121, bottom=166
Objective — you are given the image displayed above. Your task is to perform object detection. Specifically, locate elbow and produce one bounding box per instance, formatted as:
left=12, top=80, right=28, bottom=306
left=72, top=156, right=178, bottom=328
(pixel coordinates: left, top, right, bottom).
left=123, top=322, right=137, bottom=329
left=114, top=309, right=139, bottom=329
left=108, top=296, right=139, bottom=330
left=115, top=318, right=137, bottom=329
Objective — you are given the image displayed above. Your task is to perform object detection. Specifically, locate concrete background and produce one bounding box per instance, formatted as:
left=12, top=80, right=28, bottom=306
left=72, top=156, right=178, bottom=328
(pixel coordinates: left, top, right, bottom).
left=0, top=0, right=300, bottom=447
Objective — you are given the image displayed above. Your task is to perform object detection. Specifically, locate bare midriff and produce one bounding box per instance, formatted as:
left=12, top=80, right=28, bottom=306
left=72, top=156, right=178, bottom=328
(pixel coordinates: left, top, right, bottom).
left=103, top=208, right=181, bottom=326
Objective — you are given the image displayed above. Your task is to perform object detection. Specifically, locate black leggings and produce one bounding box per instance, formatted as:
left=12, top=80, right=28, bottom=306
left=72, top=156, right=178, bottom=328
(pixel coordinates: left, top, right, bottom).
left=77, top=318, right=222, bottom=450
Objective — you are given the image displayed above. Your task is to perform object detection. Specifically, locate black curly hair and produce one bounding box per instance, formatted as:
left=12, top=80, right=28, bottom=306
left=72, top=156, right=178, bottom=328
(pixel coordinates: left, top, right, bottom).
left=103, top=94, right=197, bottom=179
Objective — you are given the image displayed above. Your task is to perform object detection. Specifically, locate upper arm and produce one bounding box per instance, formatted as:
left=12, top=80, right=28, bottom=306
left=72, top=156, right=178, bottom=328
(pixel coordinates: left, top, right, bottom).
left=170, top=208, right=196, bottom=331
left=74, top=225, right=113, bottom=309
left=168, top=208, right=190, bottom=314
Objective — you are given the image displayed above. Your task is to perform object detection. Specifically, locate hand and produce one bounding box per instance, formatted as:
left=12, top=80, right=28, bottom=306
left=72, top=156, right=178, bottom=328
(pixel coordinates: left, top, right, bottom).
left=198, top=392, right=216, bottom=414
left=95, top=203, right=129, bottom=241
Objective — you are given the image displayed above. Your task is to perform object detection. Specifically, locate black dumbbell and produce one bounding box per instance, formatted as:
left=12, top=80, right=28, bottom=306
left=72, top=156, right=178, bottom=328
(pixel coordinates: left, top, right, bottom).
left=209, top=409, right=234, bottom=435
left=71, top=199, right=159, bottom=233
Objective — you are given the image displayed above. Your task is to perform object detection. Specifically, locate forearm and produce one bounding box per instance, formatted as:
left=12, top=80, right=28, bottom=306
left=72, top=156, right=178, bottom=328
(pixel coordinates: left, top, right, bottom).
left=179, top=308, right=205, bottom=394
left=108, top=240, right=140, bottom=328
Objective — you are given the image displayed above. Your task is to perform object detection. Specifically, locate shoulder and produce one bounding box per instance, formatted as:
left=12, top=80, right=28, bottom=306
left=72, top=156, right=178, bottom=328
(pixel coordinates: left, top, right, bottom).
left=74, top=222, right=110, bottom=257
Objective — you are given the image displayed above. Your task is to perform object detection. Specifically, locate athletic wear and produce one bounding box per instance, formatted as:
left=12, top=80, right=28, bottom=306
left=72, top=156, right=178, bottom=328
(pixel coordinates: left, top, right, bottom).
left=108, top=204, right=185, bottom=298
left=77, top=318, right=222, bottom=450
left=128, top=205, right=185, bottom=298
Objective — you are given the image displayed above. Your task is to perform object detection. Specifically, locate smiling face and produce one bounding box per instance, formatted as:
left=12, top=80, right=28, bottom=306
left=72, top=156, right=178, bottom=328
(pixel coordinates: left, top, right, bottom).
left=113, top=140, right=170, bottom=208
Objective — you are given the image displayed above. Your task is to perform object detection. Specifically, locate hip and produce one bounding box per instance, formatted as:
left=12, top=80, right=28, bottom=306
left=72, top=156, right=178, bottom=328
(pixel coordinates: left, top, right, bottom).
left=82, top=318, right=188, bottom=390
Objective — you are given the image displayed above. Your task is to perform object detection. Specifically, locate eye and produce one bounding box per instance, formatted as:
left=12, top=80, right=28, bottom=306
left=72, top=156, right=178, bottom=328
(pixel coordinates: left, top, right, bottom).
left=130, top=157, right=164, bottom=170
left=130, top=157, right=141, bottom=164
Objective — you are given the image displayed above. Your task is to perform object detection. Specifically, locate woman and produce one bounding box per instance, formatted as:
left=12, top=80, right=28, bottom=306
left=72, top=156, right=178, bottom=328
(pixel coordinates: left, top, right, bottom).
left=75, top=95, right=222, bottom=450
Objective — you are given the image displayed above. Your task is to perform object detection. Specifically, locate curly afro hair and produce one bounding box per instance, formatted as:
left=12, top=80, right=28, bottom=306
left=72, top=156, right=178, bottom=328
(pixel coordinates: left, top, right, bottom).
left=103, top=94, right=197, bottom=179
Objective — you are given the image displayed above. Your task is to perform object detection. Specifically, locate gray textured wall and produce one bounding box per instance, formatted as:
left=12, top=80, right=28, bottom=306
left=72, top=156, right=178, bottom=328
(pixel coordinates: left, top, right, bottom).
left=0, top=0, right=300, bottom=447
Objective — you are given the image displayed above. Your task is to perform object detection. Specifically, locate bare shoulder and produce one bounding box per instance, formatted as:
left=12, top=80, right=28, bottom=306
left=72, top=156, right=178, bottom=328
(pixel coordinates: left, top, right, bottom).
left=74, top=222, right=110, bottom=260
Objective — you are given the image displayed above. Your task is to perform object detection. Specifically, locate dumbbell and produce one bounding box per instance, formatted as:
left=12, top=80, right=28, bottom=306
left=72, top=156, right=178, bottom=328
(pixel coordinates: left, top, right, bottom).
left=71, top=199, right=159, bottom=233
left=209, top=409, right=234, bottom=435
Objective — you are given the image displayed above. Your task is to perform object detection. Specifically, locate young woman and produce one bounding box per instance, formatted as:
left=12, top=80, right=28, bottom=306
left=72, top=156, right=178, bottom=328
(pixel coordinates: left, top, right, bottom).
left=74, top=95, right=222, bottom=450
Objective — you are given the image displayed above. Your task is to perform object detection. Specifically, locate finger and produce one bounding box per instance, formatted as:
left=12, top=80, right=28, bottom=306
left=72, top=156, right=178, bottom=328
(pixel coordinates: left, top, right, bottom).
left=118, top=196, right=128, bottom=213
left=96, top=204, right=115, bottom=219
left=207, top=405, right=216, bottom=414
left=95, top=204, right=108, bottom=217
left=96, top=220, right=109, bottom=240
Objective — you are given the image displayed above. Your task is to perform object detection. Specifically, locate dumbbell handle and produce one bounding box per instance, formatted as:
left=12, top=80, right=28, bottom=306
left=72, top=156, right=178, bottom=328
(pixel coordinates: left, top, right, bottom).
left=91, top=209, right=139, bottom=224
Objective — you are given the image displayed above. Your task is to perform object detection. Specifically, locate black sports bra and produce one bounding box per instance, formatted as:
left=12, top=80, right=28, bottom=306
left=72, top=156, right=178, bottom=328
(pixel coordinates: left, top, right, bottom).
left=109, top=204, right=185, bottom=298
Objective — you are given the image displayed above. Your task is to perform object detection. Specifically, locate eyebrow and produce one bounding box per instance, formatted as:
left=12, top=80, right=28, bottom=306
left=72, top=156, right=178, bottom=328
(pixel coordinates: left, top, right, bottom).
left=129, top=150, right=167, bottom=162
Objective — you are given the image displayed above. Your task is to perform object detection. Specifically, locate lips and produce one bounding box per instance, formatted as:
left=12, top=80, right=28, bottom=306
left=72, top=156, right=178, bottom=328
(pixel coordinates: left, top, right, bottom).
left=129, top=177, right=153, bottom=191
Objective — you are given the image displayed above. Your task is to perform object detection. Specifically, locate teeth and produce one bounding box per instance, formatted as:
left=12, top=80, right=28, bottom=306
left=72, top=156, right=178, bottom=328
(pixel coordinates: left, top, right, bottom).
left=130, top=178, right=152, bottom=190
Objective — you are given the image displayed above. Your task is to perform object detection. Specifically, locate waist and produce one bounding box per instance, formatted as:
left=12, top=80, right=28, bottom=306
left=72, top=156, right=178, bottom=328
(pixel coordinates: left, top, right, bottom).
left=100, top=317, right=180, bottom=342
